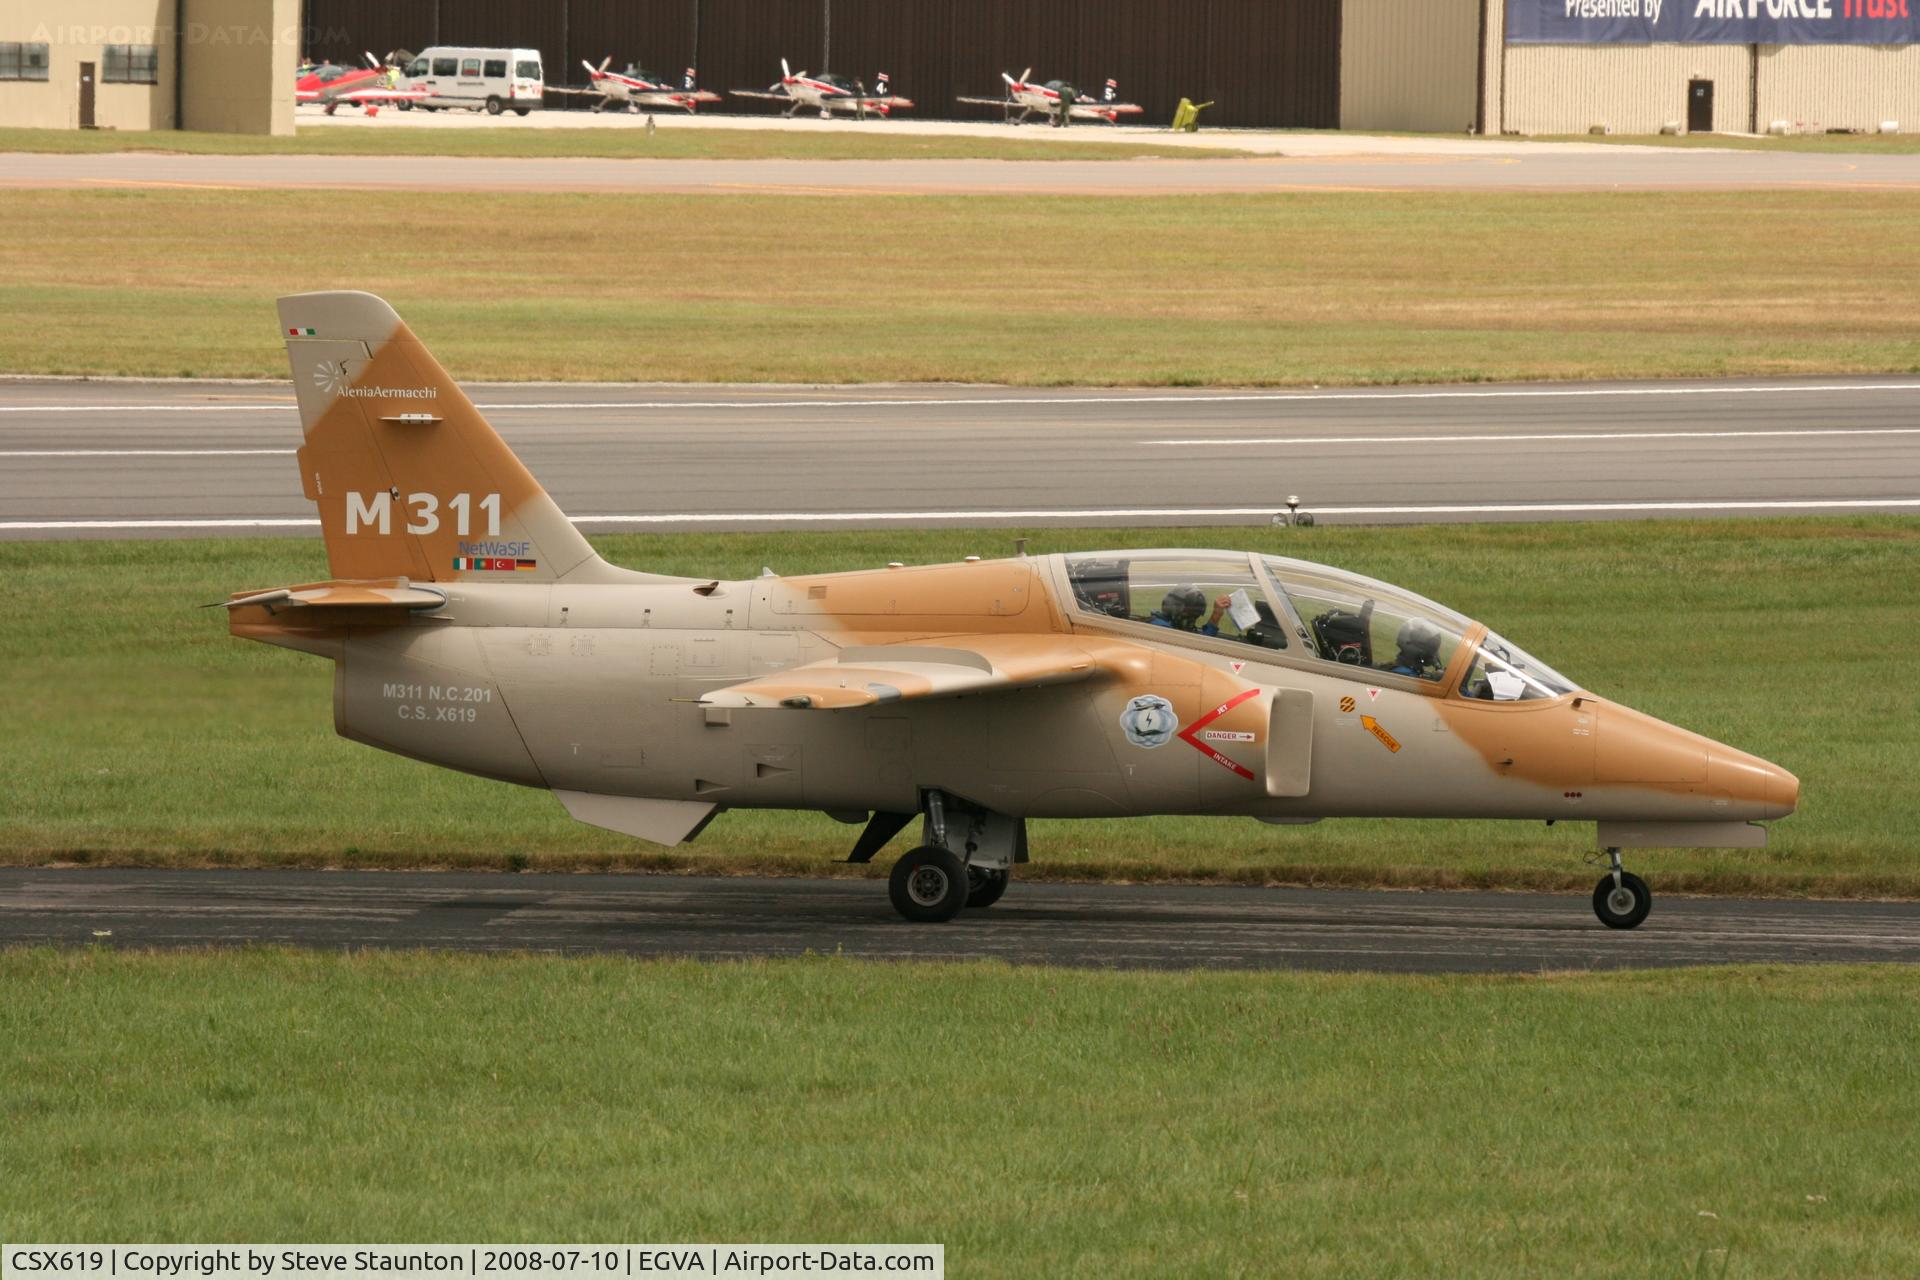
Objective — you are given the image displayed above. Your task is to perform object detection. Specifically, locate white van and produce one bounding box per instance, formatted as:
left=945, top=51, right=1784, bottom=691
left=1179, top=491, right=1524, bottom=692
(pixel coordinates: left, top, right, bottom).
left=401, top=47, right=544, bottom=115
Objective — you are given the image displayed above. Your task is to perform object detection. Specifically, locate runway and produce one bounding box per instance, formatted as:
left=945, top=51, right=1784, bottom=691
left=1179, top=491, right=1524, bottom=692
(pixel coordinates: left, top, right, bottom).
left=6, top=147, right=1919, bottom=194
left=2, top=376, right=1917, bottom=536
left=4, top=867, right=1917, bottom=972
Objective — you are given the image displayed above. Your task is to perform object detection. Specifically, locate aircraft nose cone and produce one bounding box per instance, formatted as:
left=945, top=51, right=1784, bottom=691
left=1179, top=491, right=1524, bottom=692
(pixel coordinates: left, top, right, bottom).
left=1708, top=746, right=1799, bottom=821
left=1768, top=761, right=1800, bottom=817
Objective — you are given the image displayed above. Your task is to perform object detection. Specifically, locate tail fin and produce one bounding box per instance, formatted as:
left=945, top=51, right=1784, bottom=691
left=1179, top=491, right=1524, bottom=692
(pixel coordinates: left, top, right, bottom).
left=280, top=291, right=609, bottom=584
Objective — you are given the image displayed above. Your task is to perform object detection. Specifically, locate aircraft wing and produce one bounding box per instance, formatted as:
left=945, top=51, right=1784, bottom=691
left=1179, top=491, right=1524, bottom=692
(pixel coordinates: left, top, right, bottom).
left=1067, top=101, right=1143, bottom=119
left=699, top=635, right=1101, bottom=710
left=954, top=95, right=1012, bottom=107
left=633, top=89, right=722, bottom=108
left=331, top=87, right=431, bottom=103
left=730, top=89, right=793, bottom=101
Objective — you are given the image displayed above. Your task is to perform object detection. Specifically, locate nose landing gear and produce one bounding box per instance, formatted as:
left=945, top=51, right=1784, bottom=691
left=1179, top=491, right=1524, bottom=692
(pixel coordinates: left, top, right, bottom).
left=1592, top=846, right=1652, bottom=929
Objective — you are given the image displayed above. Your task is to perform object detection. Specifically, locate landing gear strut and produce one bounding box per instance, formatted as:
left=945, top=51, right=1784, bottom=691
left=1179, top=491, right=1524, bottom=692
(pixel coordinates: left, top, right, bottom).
left=848, top=791, right=1023, bottom=922
left=1592, top=846, right=1651, bottom=930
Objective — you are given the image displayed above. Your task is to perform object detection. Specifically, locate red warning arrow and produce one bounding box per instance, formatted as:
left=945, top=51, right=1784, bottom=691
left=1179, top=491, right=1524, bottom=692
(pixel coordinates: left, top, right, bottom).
left=1178, top=687, right=1260, bottom=780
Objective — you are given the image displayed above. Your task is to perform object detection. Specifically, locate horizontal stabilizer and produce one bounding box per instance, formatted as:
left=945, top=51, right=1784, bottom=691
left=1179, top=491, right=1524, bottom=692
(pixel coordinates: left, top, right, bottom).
left=218, top=581, right=447, bottom=612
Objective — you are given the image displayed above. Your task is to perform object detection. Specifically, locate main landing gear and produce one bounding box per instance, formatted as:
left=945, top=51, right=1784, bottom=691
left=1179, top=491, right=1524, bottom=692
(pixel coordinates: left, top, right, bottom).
left=848, top=790, right=1025, bottom=923
left=1592, top=846, right=1652, bottom=930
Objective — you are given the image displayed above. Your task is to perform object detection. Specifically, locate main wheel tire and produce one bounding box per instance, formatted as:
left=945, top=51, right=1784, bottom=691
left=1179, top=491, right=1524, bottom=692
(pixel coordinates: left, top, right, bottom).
left=514, top=107, right=531, bottom=116
left=485, top=96, right=504, bottom=115
left=966, top=866, right=1010, bottom=910
left=889, top=846, right=969, bottom=923
left=1592, top=871, right=1652, bottom=930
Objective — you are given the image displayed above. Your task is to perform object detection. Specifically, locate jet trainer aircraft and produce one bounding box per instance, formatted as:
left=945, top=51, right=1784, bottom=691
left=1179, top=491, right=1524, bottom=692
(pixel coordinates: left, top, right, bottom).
left=731, top=59, right=913, bottom=118
left=550, top=59, right=721, bottom=113
left=958, top=69, right=1144, bottom=125
left=233, top=292, right=1798, bottom=929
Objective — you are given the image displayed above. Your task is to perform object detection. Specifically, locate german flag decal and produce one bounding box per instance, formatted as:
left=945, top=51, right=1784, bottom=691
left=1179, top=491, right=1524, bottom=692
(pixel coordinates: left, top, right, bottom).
left=453, top=557, right=538, bottom=571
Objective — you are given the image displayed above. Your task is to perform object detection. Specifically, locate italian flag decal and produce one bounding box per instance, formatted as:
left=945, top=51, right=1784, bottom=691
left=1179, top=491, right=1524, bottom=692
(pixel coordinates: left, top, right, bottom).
left=287, top=326, right=316, bottom=336
left=453, top=557, right=538, bottom=571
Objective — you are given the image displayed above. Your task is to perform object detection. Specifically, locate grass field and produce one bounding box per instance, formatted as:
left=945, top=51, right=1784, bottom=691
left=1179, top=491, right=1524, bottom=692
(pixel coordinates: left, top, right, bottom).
left=0, top=123, right=1223, bottom=162
left=2, top=948, right=1916, bottom=1275
left=2, top=188, right=1918, bottom=384
left=3, top=518, right=1914, bottom=896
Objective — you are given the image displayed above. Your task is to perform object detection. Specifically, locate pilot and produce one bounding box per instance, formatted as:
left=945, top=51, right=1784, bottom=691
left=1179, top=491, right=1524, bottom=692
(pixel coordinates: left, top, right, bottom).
left=1384, top=619, right=1444, bottom=680
left=1147, top=585, right=1227, bottom=635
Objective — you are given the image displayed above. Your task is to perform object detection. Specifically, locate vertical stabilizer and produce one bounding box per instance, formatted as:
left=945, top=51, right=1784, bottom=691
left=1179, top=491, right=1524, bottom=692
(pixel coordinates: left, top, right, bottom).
left=279, top=290, right=610, bottom=584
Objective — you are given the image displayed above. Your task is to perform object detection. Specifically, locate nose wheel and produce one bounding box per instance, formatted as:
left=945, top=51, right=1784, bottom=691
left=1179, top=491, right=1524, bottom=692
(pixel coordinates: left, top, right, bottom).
left=1592, top=847, right=1652, bottom=929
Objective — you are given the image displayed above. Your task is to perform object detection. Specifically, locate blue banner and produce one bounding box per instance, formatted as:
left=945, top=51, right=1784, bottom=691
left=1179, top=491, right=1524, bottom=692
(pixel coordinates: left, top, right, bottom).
left=1506, top=0, right=1920, bottom=44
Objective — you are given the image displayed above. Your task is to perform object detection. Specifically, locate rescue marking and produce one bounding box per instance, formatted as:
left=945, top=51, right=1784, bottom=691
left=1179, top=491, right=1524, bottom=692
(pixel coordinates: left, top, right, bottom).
left=1360, top=715, right=1401, bottom=754
left=1339, top=695, right=1356, bottom=713
left=1178, top=688, right=1262, bottom=780
left=1366, top=687, right=1381, bottom=701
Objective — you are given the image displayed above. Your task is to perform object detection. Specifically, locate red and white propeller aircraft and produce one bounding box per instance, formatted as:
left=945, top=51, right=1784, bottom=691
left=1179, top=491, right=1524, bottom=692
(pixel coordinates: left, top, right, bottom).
left=294, top=52, right=427, bottom=115
left=731, top=58, right=912, bottom=118
left=958, top=69, right=1144, bottom=126
left=552, top=59, right=722, bottom=113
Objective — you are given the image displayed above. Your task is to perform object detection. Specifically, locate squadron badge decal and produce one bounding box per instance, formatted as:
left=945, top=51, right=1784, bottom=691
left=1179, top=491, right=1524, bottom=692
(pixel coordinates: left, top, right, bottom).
left=1119, top=694, right=1179, bottom=749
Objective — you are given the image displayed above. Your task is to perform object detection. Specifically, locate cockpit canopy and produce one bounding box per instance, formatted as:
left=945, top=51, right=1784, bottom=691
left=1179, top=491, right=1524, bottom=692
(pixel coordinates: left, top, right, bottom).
left=1062, top=550, right=1577, bottom=701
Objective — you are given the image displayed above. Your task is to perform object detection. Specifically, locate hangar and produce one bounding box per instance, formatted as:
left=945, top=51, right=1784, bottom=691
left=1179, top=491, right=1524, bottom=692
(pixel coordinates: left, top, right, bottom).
left=1347, top=0, right=1920, bottom=135
left=0, top=0, right=297, bottom=132
left=298, top=0, right=1919, bottom=135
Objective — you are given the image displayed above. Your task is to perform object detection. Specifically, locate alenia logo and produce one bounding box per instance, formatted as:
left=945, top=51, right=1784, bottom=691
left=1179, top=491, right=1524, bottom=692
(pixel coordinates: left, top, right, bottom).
left=311, top=360, right=439, bottom=399
left=340, top=385, right=438, bottom=399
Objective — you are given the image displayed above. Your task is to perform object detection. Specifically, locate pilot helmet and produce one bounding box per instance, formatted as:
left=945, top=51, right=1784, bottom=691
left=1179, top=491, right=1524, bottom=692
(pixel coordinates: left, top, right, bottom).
left=1394, top=619, right=1442, bottom=666
left=1161, top=585, right=1207, bottom=626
